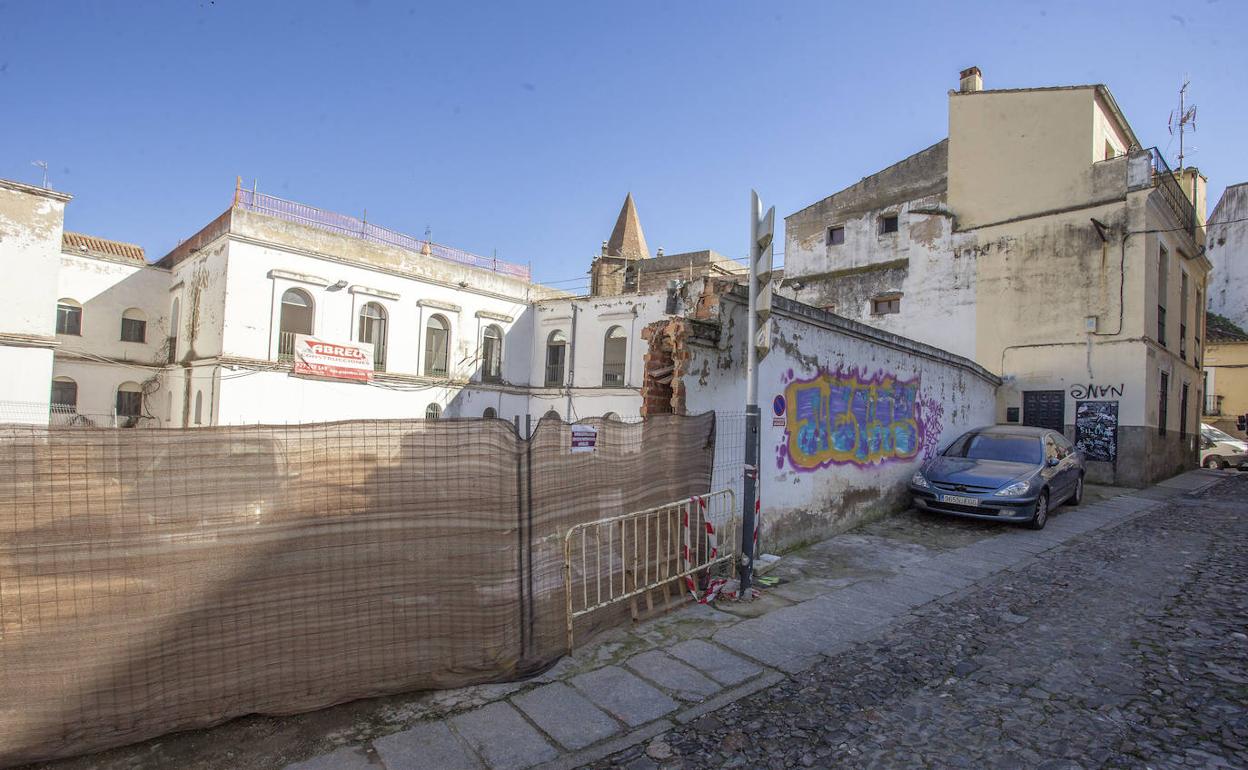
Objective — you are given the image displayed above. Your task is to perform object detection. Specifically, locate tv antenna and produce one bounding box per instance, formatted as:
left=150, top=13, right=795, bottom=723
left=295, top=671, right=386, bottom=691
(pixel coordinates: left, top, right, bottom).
left=1168, top=77, right=1197, bottom=170
left=31, top=160, right=49, bottom=189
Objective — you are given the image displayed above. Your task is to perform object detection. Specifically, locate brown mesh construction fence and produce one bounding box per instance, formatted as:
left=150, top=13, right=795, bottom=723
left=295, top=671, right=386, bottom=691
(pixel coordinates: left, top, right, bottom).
left=0, top=412, right=715, bottom=766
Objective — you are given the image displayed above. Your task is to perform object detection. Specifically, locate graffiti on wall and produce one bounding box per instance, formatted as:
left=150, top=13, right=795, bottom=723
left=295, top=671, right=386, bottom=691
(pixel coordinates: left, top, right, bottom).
left=777, top=367, right=944, bottom=471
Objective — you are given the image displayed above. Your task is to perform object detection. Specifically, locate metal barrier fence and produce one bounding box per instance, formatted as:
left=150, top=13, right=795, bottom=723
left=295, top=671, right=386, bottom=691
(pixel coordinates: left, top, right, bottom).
left=563, top=488, right=737, bottom=649
left=234, top=186, right=531, bottom=280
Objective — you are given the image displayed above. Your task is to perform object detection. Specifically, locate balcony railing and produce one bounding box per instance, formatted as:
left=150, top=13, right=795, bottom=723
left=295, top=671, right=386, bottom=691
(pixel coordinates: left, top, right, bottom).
left=1205, top=394, right=1223, bottom=416
left=1146, top=148, right=1197, bottom=240
left=278, top=331, right=296, bottom=362
left=603, top=363, right=625, bottom=387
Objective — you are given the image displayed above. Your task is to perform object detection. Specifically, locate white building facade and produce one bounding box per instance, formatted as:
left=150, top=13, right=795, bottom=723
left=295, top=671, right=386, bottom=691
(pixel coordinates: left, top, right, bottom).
left=2, top=182, right=667, bottom=428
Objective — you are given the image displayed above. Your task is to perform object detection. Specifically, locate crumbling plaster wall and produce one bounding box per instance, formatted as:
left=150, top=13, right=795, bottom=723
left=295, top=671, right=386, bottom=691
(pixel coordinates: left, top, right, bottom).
left=0, top=182, right=70, bottom=419
left=1206, top=184, right=1248, bottom=331
left=782, top=140, right=976, bottom=360
left=682, top=285, right=998, bottom=552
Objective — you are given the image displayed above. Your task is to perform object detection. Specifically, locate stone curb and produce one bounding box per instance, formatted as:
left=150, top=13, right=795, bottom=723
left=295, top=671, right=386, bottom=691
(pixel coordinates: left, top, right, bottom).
left=286, top=472, right=1226, bottom=770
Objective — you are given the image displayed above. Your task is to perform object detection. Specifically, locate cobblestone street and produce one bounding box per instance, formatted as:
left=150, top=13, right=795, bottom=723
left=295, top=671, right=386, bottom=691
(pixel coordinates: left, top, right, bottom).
left=593, top=476, right=1248, bottom=770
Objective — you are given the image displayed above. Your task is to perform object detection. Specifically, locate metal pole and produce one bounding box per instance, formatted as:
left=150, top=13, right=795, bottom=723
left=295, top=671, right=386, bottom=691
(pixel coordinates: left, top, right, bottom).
left=740, top=191, right=762, bottom=596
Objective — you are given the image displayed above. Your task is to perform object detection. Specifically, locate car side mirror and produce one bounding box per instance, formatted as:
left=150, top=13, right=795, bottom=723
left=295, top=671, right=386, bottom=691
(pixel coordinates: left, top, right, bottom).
left=1047, top=457, right=1060, bottom=467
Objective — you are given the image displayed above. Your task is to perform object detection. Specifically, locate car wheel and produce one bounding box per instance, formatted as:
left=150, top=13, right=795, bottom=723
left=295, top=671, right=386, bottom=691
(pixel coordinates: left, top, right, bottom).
left=1204, top=456, right=1223, bottom=469
left=1027, top=491, right=1049, bottom=530
left=1069, top=474, right=1084, bottom=506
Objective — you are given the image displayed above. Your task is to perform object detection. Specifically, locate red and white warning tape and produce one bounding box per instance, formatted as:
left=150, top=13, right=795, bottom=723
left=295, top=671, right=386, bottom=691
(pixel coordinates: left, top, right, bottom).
left=679, top=493, right=762, bottom=603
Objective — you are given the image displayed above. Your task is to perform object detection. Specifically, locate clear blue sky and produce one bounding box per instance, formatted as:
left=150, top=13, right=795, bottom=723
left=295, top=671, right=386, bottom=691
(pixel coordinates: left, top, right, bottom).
left=3, top=1, right=1244, bottom=288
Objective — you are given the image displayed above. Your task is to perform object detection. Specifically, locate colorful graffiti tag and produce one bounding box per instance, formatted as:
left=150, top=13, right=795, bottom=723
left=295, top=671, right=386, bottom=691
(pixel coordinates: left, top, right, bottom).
left=779, top=368, right=941, bottom=470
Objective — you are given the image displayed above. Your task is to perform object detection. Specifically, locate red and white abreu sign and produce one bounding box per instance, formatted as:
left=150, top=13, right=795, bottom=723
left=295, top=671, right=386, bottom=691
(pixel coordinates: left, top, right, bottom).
left=293, top=335, right=375, bottom=382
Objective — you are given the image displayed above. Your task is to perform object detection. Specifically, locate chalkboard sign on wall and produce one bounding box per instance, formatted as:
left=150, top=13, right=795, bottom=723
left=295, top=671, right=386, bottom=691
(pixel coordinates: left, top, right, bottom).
left=1075, top=400, right=1118, bottom=462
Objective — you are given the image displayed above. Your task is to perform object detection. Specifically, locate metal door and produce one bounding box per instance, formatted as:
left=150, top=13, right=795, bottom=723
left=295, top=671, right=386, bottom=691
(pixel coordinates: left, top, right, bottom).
left=1023, top=391, right=1065, bottom=431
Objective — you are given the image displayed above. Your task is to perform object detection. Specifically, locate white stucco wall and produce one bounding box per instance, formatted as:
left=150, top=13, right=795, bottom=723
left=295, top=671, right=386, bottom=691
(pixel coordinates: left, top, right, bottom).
left=0, top=348, right=55, bottom=423
left=172, top=237, right=663, bottom=426
left=783, top=193, right=977, bottom=360
left=0, top=182, right=67, bottom=340
left=52, top=252, right=171, bottom=422
left=0, top=180, right=70, bottom=420
left=1207, top=184, right=1248, bottom=330
left=684, top=292, right=999, bottom=552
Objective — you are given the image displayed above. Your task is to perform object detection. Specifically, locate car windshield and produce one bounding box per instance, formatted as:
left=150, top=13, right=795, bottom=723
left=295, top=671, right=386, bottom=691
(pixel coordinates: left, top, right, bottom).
left=1202, top=425, right=1238, bottom=443
left=945, top=433, right=1042, bottom=464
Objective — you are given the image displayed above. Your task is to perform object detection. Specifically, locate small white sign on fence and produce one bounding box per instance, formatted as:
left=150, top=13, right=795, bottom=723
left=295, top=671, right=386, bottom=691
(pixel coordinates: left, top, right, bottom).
left=570, top=424, right=598, bottom=453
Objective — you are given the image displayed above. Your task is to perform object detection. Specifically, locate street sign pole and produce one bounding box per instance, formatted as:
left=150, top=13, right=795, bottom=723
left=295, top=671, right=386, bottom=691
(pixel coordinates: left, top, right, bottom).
left=741, top=189, right=774, bottom=598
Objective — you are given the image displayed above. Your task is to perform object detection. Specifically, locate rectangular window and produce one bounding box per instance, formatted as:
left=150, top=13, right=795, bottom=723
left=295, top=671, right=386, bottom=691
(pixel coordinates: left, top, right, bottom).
left=424, top=327, right=449, bottom=377
left=826, top=226, right=845, bottom=246
left=545, top=343, right=566, bottom=388
left=871, top=296, right=901, bottom=315
left=1158, top=371, right=1169, bottom=436
left=56, top=304, right=81, bottom=335
left=482, top=334, right=502, bottom=383
left=116, top=390, right=142, bottom=419
left=1195, top=288, right=1203, bottom=366
left=1179, top=271, right=1189, bottom=359
left=1157, top=245, right=1169, bottom=347
left=1180, top=383, right=1189, bottom=441
left=879, top=215, right=899, bottom=234
left=121, top=317, right=146, bottom=343
left=50, top=380, right=76, bottom=408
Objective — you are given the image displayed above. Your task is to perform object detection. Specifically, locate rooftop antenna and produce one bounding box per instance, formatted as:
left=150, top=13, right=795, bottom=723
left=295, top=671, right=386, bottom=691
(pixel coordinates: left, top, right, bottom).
left=31, top=160, right=49, bottom=189
left=1168, top=77, right=1197, bottom=170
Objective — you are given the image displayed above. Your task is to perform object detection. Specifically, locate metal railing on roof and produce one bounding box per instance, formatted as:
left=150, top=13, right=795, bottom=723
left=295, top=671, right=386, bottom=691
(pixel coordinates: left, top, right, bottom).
left=233, top=184, right=531, bottom=281
left=1145, top=148, right=1197, bottom=241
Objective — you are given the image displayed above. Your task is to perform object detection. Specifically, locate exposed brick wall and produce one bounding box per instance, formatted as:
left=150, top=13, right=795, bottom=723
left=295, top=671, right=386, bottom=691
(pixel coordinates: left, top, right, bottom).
left=691, top=278, right=739, bottom=321
left=640, top=318, right=692, bottom=416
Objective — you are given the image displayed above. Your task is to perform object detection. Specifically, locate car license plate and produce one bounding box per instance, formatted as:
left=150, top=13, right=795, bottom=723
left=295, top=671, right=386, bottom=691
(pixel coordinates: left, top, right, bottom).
left=941, top=494, right=980, bottom=507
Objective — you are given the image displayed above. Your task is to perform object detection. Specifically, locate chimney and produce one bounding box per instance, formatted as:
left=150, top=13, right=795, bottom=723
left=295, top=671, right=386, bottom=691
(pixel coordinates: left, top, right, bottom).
left=959, top=66, right=983, bottom=93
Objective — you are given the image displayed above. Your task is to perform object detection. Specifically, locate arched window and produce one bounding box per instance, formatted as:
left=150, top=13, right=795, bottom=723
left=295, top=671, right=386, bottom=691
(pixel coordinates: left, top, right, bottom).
left=603, top=325, right=626, bottom=386
left=116, top=382, right=143, bottom=419
left=481, top=324, right=503, bottom=383
left=194, top=391, right=203, bottom=425
left=120, top=308, right=147, bottom=343
left=278, top=289, right=314, bottom=360
left=56, top=299, right=82, bottom=336
left=483, top=407, right=497, bottom=419
left=358, top=302, right=388, bottom=372
left=545, top=330, right=567, bottom=387
left=50, top=377, right=77, bottom=410
left=424, top=314, right=450, bottom=377
left=169, top=297, right=181, bottom=361
left=425, top=403, right=442, bottom=420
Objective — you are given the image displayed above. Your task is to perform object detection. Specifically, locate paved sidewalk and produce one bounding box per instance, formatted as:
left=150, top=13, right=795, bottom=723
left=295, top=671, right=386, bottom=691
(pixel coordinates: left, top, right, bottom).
left=274, top=470, right=1224, bottom=770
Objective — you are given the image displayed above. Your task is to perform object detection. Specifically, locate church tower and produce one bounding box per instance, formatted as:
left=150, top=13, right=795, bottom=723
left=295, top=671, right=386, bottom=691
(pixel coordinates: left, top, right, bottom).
left=590, top=193, right=651, bottom=296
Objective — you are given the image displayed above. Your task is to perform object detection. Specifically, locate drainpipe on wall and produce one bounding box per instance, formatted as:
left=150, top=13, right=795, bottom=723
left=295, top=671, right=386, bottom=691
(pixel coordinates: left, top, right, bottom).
left=565, top=301, right=578, bottom=421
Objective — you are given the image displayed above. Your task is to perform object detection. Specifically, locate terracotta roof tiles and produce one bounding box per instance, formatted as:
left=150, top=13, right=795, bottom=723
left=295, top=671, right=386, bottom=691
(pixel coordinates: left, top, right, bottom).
left=62, top=232, right=146, bottom=264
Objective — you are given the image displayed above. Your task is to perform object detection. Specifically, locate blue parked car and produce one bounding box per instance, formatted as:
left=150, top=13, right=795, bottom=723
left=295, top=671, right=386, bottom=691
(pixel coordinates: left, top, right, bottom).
left=909, top=425, right=1085, bottom=530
